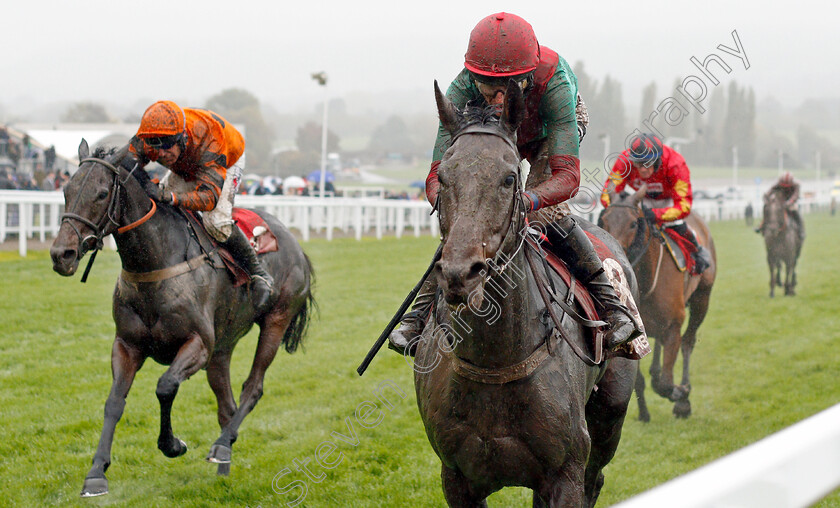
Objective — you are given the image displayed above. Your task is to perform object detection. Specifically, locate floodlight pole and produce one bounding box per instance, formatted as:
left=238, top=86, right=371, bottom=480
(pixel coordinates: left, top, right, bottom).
left=311, top=72, right=329, bottom=199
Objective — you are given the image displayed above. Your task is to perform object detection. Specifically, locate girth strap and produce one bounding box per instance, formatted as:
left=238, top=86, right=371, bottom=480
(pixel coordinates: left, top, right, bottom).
left=120, top=253, right=211, bottom=283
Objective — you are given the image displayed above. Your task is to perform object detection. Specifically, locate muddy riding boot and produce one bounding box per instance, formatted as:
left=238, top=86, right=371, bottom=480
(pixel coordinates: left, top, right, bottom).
left=388, top=278, right=436, bottom=357
left=546, top=216, right=639, bottom=351
left=222, top=227, right=275, bottom=314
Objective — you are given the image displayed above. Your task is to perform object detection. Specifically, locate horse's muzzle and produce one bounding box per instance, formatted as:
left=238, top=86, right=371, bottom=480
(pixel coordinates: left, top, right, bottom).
left=437, top=259, right=486, bottom=305
left=50, top=243, right=80, bottom=276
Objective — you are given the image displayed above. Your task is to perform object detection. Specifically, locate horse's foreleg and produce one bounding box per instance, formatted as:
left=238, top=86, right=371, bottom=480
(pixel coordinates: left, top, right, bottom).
left=635, top=363, right=650, bottom=422
left=207, top=310, right=288, bottom=466
left=652, top=324, right=682, bottom=401
left=81, top=338, right=144, bottom=497
left=441, top=464, right=489, bottom=508
left=156, top=333, right=208, bottom=459
left=784, top=259, right=796, bottom=296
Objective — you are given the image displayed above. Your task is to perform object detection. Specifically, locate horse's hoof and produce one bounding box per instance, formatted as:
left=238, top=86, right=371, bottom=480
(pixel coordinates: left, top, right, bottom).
left=638, top=409, right=651, bottom=423
left=80, top=477, right=108, bottom=497
left=206, top=444, right=232, bottom=464
left=673, top=399, right=692, bottom=418
left=160, top=438, right=188, bottom=458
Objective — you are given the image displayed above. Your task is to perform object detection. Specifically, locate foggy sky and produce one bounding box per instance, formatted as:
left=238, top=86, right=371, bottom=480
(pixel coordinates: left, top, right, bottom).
left=2, top=0, right=837, bottom=117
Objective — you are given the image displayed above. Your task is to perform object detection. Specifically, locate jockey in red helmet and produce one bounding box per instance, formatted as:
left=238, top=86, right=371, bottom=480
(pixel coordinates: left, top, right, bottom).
left=600, top=133, right=712, bottom=275
left=755, top=171, right=804, bottom=237
left=389, top=12, right=640, bottom=357
left=122, top=100, right=274, bottom=313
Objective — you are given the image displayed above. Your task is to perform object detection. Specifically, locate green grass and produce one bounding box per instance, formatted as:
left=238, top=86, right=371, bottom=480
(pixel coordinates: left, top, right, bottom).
left=1, top=214, right=839, bottom=507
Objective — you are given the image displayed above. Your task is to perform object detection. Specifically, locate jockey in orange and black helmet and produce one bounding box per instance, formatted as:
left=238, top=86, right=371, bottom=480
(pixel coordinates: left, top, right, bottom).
left=600, top=133, right=712, bottom=274
left=123, top=100, right=274, bottom=314
left=390, top=13, right=641, bottom=357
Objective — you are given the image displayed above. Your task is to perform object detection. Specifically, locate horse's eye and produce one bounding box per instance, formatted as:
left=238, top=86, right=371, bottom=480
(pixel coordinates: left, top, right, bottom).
left=630, top=222, right=637, bottom=229
left=97, top=190, right=109, bottom=200
left=504, top=175, right=515, bottom=187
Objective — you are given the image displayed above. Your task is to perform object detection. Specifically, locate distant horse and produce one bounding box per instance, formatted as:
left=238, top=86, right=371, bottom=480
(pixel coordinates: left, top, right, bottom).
left=762, top=192, right=804, bottom=297
left=413, top=81, right=638, bottom=507
left=599, top=187, right=716, bottom=418
left=50, top=141, right=314, bottom=497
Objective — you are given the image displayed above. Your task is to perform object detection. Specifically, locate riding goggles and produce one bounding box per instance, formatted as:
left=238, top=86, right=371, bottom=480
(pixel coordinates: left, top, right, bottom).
left=472, top=72, right=531, bottom=94
left=144, top=133, right=184, bottom=150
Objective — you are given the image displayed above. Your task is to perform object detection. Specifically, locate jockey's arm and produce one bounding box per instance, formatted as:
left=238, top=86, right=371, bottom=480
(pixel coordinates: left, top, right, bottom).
left=521, top=78, right=580, bottom=211
left=600, top=155, right=633, bottom=207
left=656, top=164, right=693, bottom=223
left=169, top=163, right=224, bottom=211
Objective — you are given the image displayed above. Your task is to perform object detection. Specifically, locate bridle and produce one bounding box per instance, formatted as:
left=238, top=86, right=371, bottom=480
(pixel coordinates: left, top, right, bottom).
left=601, top=202, right=654, bottom=268
left=441, top=123, right=527, bottom=279
left=60, top=156, right=156, bottom=282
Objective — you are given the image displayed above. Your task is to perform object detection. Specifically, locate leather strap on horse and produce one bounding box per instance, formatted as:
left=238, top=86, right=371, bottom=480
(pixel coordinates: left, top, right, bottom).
left=120, top=253, right=210, bottom=283
left=524, top=240, right=601, bottom=366
left=446, top=340, right=553, bottom=384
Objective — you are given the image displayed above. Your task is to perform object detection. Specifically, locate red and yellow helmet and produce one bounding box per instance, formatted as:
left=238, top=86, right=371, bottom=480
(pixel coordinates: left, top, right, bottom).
left=464, top=12, right=540, bottom=78
left=136, top=100, right=186, bottom=138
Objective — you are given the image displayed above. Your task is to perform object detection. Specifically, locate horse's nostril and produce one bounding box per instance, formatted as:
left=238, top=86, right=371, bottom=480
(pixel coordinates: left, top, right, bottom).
left=468, top=261, right=487, bottom=280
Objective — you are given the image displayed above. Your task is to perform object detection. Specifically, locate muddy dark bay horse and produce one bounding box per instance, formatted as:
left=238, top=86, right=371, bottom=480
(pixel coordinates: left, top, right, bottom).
left=413, top=81, right=638, bottom=507
left=762, top=192, right=804, bottom=297
left=599, top=186, right=716, bottom=418
left=50, top=141, right=314, bottom=497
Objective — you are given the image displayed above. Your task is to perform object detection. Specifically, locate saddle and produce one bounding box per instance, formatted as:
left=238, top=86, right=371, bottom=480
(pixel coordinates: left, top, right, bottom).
left=183, top=208, right=279, bottom=287
left=525, top=231, right=650, bottom=364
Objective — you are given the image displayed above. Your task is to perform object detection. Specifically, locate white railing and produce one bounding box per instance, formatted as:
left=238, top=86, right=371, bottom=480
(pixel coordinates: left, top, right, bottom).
left=0, top=191, right=439, bottom=256
left=613, top=403, right=840, bottom=508
left=2, top=190, right=834, bottom=257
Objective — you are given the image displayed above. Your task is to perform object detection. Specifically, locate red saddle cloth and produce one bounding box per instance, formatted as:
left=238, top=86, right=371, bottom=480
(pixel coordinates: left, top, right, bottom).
left=662, top=228, right=696, bottom=274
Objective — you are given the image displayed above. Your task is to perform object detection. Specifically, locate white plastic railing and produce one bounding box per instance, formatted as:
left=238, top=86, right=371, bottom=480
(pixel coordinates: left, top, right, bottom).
left=613, top=403, right=840, bottom=508
left=0, top=191, right=439, bottom=256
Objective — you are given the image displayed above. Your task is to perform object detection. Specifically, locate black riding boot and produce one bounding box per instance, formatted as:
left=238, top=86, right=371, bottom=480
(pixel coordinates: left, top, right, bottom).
left=388, top=277, right=436, bottom=357
left=222, top=227, right=275, bottom=314
left=545, top=216, right=639, bottom=351
left=671, top=223, right=711, bottom=274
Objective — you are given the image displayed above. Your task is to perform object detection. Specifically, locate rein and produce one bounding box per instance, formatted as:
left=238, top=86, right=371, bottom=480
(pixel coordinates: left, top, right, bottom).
left=60, top=156, right=157, bottom=282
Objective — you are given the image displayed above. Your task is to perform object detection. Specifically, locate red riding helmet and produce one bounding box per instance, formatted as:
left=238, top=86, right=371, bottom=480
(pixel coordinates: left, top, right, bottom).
left=627, top=133, right=664, bottom=168
left=779, top=171, right=794, bottom=186
left=464, top=12, right=540, bottom=77
left=136, top=100, right=186, bottom=138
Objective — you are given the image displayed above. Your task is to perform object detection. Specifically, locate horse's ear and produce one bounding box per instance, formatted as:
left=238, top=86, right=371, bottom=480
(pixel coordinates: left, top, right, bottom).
left=434, top=80, right=460, bottom=134
left=631, top=183, right=647, bottom=204
left=501, top=79, right=525, bottom=132
left=78, top=138, right=90, bottom=161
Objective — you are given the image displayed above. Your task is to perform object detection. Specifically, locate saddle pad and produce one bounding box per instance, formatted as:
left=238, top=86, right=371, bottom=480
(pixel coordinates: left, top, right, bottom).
left=661, top=228, right=694, bottom=274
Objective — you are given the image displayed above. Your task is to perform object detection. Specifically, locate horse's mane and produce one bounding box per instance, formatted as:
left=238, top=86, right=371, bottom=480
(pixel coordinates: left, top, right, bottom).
left=461, top=101, right=503, bottom=129
left=92, top=146, right=119, bottom=158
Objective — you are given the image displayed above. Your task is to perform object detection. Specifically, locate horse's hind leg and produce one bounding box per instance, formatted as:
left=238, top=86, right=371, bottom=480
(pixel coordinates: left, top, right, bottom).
left=205, top=351, right=237, bottom=475
left=156, top=333, right=209, bottom=459
left=207, top=309, right=289, bottom=465
left=81, top=338, right=144, bottom=497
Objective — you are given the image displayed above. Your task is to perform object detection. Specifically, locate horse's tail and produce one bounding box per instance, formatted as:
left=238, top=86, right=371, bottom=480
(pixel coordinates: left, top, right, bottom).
left=283, top=252, right=317, bottom=354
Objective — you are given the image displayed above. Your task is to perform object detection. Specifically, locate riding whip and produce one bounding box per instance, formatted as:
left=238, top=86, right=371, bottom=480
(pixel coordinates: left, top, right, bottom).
left=357, top=243, right=443, bottom=376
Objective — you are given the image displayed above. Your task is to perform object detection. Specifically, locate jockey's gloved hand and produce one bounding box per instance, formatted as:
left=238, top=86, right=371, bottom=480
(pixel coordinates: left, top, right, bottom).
left=642, top=207, right=657, bottom=223
left=522, top=191, right=538, bottom=213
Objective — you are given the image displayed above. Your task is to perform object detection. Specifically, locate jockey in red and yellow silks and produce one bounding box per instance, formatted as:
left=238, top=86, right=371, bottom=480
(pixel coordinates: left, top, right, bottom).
left=601, top=133, right=711, bottom=274
left=389, top=12, right=641, bottom=357
left=123, top=100, right=274, bottom=314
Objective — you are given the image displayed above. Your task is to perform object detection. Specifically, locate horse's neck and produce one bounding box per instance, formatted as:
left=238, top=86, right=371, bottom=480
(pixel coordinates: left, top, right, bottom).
left=447, top=249, right=543, bottom=367
left=113, top=190, right=191, bottom=273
